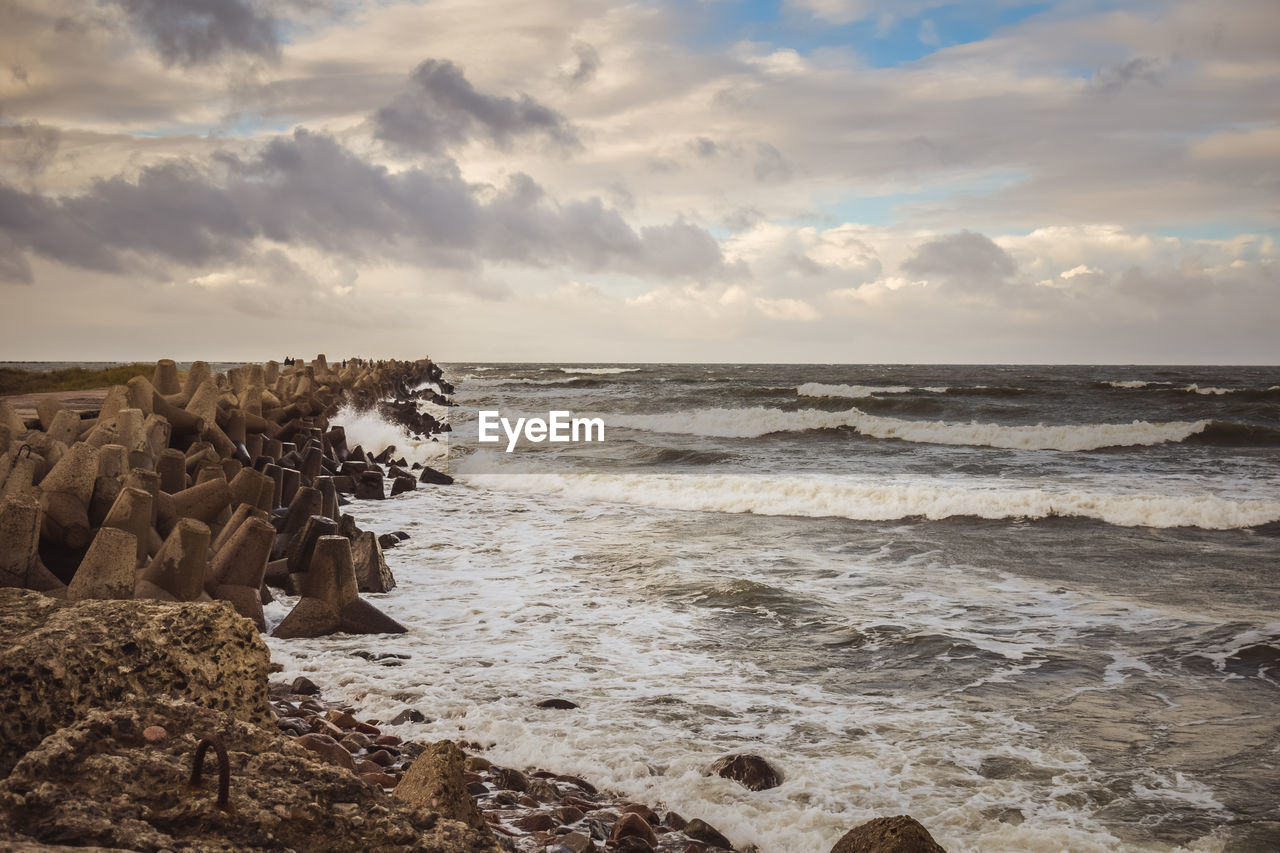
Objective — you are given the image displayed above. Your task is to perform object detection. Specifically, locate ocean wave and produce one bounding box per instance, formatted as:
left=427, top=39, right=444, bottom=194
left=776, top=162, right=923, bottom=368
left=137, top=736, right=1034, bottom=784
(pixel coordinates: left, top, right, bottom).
left=459, top=470, right=1280, bottom=529
left=608, top=406, right=1215, bottom=451
left=1100, top=380, right=1280, bottom=396
left=798, top=383, right=1029, bottom=398
left=560, top=367, right=641, bottom=375
left=798, top=383, right=949, bottom=398
left=459, top=376, right=585, bottom=386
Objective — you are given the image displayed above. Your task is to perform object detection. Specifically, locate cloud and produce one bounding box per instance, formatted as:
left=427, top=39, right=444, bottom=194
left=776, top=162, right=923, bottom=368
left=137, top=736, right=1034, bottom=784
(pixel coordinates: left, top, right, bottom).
left=374, top=59, right=578, bottom=156
left=104, top=0, right=281, bottom=67
left=0, top=121, right=61, bottom=177
left=901, top=230, right=1017, bottom=290
left=0, top=128, right=730, bottom=285
left=566, top=42, right=601, bottom=88
left=753, top=142, right=791, bottom=182
left=1090, top=56, right=1168, bottom=92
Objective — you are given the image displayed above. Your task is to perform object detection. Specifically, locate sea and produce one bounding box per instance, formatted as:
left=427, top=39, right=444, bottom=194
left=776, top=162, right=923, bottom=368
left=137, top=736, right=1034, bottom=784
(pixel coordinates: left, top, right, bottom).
left=263, top=364, right=1280, bottom=853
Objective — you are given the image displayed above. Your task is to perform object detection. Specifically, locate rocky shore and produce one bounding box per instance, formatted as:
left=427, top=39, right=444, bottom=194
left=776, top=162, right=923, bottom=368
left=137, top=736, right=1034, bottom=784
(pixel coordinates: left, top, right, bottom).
left=0, top=356, right=947, bottom=853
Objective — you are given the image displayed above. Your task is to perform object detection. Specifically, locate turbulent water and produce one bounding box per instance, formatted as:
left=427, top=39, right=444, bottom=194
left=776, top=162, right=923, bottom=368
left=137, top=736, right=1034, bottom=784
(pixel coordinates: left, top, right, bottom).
left=266, top=364, right=1280, bottom=853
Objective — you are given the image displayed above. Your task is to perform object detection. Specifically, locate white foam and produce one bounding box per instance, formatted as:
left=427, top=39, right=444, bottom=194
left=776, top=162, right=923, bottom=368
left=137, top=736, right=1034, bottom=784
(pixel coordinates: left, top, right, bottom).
left=560, top=367, right=642, bottom=374
left=461, top=376, right=584, bottom=386
left=798, top=383, right=950, bottom=398
left=607, top=405, right=1210, bottom=451
left=455, top=469, right=1280, bottom=529
left=264, top=483, right=1236, bottom=853
left=331, top=404, right=448, bottom=465
left=1103, top=380, right=1264, bottom=395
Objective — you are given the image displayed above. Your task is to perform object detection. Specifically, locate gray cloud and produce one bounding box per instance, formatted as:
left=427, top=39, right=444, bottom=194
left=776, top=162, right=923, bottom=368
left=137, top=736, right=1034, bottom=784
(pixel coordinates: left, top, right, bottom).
left=901, top=230, right=1017, bottom=291
left=568, top=42, right=601, bottom=88
left=0, top=128, right=729, bottom=285
left=104, top=0, right=281, bottom=67
left=0, top=121, right=62, bottom=177
left=753, top=142, right=791, bottom=182
left=1091, top=56, right=1168, bottom=92
left=374, top=60, right=577, bottom=156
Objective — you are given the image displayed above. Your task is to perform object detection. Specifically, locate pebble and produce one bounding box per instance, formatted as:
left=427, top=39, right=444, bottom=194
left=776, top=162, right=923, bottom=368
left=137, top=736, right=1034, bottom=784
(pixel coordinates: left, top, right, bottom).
left=142, top=726, right=168, bottom=744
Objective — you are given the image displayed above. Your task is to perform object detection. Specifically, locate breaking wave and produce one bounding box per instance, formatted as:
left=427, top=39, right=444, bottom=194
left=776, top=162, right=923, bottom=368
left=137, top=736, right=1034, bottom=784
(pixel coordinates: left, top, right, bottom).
left=560, top=367, right=642, bottom=375
left=608, top=406, right=1217, bottom=451
left=459, top=470, right=1280, bottom=529
left=798, top=383, right=949, bottom=398
left=1100, top=380, right=1280, bottom=396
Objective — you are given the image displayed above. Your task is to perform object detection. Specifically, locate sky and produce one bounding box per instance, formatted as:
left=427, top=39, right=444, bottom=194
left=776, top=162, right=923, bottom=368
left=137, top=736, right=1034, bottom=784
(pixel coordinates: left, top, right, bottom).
left=0, top=0, right=1276, bottom=363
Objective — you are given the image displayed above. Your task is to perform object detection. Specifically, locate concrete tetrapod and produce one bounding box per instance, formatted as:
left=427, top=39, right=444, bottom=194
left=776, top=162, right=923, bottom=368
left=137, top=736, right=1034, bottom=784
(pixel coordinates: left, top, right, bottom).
left=67, top=527, right=137, bottom=601
left=210, top=516, right=273, bottom=630
left=37, top=440, right=98, bottom=550
left=0, top=496, right=65, bottom=593
left=134, top=517, right=210, bottom=602
left=273, top=535, right=406, bottom=638
left=100, top=485, right=153, bottom=567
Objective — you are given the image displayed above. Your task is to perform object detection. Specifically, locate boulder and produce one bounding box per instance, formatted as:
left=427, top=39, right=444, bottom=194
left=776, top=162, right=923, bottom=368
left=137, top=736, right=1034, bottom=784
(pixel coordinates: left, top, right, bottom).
left=611, top=812, right=658, bottom=848
left=829, top=816, right=948, bottom=853
left=684, top=818, right=733, bottom=849
left=708, top=753, right=783, bottom=791
left=394, top=740, right=488, bottom=830
left=0, top=589, right=272, bottom=777
left=0, top=698, right=502, bottom=853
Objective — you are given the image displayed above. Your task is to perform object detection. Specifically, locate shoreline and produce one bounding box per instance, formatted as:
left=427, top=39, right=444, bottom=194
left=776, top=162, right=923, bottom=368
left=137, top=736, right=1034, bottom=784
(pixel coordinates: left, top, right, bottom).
left=0, top=356, right=943, bottom=853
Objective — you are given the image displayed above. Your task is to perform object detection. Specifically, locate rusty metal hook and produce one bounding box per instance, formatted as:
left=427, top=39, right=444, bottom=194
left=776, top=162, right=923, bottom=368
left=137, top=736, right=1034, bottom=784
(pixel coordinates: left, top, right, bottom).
left=188, top=736, right=233, bottom=812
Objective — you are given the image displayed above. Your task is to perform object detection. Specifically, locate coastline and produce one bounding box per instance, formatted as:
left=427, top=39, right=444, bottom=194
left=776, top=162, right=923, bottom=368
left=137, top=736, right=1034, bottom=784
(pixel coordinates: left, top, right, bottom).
left=0, top=356, right=934, bottom=852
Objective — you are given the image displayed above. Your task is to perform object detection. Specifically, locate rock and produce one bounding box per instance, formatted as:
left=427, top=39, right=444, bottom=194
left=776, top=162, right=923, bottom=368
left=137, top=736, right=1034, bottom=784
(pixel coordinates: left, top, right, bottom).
left=394, top=740, right=487, bottom=830
left=612, top=812, right=658, bottom=848
left=552, top=831, right=593, bottom=853
left=290, top=675, right=320, bottom=695
left=142, top=725, right=168, bottom=743
left=685, top=819, right=733, bottom=849
left=0, top=589, right=272, bottom=778
left=378, top=532, right=400, bottom=549
left=552, top=805, right=585, bottom=825
left=490, top=766, right=527, bottom=792
left=829, top=815, right=947, bottom=853
left=707, top=753, right=783, bottom=791
left=296, top=732, right=357, bottom=771
left=0, top=698, right=502, bottom=852
left=616, top=838, right=655, bottom=852
left=536, top=698, right=579, bottom=710
left=418, top=466, right=454, bottom=486
left=514, top=813, right=555, bottom=832
left=390, top=475, right=416, bottom=496
left=389, top=708, right=427, bottom=725
left=526, top=777, right=561, bottom=803
left=664, top=811, right=687, bottom=831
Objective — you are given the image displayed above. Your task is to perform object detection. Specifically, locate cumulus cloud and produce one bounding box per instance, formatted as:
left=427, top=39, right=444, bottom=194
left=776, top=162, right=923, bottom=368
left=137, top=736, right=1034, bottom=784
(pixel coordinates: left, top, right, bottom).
left=901, top=230, right=1017, bottom=291
left=0, top=128, right=730, bottom=285
left=104, top=0, right=281, bottom=66
left=374, top=60, right=578, bottom=156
